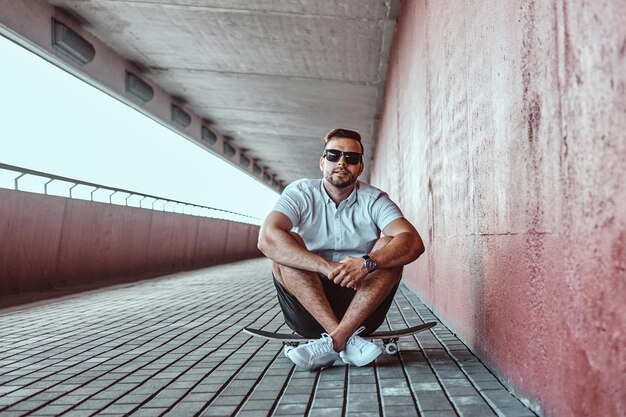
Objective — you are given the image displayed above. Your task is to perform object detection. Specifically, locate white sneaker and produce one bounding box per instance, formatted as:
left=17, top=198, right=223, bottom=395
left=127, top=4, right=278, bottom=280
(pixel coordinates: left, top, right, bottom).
left=286, top=334, right=339, bottom=371
left=340, top=326, right=382, bottom=367
left=283, top=343, right=296, bottom=358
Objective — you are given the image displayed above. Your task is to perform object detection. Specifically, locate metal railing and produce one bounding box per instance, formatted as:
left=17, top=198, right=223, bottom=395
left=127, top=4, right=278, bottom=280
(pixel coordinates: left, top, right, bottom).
left=0, top=162, right=261, bottom=225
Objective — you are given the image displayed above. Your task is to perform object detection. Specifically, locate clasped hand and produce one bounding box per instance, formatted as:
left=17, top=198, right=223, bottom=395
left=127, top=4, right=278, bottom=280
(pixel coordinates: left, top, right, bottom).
left=326, top=256, right=368, bottom=290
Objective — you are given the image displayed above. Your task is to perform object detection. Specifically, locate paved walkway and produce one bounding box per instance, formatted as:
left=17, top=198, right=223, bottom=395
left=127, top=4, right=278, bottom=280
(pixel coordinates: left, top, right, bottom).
left=0, top=259, right=537, bottom=417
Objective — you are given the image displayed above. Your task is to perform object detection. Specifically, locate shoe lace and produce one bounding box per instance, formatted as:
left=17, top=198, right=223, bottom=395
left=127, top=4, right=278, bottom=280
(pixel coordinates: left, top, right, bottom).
left=306, top=333, right=334, bottom=356
left=347, top=326, right=368, bottom=350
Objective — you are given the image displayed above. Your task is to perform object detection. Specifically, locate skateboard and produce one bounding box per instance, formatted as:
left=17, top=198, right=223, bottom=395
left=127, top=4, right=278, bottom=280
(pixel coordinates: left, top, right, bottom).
left=243, top=322, right=437, bottom=354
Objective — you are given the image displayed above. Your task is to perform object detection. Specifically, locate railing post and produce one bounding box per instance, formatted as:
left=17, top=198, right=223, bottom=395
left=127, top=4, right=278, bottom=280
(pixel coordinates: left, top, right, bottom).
left=0, top=162, right=261, bottom=223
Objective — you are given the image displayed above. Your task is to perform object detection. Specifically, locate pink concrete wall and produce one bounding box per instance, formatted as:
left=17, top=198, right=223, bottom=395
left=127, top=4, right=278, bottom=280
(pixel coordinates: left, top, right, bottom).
left=0, top=189, right=262, bottom=296
left=371, top=1, right=625, bottom=417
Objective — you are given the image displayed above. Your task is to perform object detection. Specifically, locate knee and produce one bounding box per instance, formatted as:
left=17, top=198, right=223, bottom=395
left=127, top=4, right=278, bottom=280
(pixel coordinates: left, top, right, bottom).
left=272, top=233, right=309, bottom=277
left=273, top=233, right=306, bottom=273
left=372, top=235, right=393, bottom=251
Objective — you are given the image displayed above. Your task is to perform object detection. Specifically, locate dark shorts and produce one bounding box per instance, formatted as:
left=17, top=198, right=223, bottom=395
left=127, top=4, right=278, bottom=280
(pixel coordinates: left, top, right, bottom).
left=273, top=273, right=400, bottom=338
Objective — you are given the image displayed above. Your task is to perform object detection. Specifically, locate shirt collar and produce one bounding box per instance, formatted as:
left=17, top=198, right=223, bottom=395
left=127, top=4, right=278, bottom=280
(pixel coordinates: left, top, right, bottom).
left=320, top=180, right=333, bottom=205
left=346, top=182, right=359, bottom=207
left=320, top=180, right=360, bottom=207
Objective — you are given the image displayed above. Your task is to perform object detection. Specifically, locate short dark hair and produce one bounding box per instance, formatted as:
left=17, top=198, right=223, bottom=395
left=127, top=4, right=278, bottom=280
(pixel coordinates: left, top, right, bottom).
left=323, top=128, right=364, bottom=155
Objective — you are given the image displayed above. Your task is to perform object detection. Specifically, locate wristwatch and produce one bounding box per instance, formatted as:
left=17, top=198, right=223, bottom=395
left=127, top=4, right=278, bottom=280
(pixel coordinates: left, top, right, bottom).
left=362, top=255, right=378, bottom=273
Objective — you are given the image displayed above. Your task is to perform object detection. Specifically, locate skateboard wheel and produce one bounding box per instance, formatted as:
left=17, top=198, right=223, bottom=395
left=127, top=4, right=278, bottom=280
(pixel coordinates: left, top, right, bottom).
left=384, top=342, right=398, bottom=355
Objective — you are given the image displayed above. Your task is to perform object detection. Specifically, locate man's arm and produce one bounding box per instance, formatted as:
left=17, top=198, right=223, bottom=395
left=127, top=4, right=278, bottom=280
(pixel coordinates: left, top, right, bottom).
left=257, top=211, right=336, bottom=276
left=369, top=217, right=424, bottom=269
left=328, top=217, right=424, bottom=288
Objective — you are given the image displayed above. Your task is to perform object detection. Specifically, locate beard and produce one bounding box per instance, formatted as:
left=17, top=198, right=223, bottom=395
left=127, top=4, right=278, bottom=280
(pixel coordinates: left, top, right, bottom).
left=325, top=169, right=358, bottom=188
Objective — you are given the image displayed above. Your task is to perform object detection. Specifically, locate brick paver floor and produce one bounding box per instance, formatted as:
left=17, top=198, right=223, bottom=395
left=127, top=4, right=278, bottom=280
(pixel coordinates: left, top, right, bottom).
left=0, top=259, right=538, bottom=417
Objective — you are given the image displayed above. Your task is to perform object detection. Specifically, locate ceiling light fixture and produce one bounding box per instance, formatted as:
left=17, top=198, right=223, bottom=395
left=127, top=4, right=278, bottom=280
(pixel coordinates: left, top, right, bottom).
left=51, top=18, right=95, bottom=65
left=171, top=104, right=191, bottom=128
left=201, top=126, right=217, bottom=145
left=125, top=71, right=153, bottom=102
left=223, top=142, right=236, bottom=158
left=239, top=155, right=251, bottom=168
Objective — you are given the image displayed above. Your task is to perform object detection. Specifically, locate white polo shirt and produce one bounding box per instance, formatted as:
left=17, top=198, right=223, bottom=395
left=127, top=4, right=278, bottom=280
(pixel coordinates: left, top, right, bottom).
left=272, top=179, right=404, bottom=262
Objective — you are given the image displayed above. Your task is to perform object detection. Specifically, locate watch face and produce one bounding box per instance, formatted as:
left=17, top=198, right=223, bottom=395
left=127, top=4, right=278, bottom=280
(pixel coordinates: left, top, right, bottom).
left=365, top=258, right=376, bottom=272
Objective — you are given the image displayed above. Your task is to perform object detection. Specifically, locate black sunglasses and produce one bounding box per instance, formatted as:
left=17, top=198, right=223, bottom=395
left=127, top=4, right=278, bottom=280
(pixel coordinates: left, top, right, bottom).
left=323, top=149, right=362, bottom=165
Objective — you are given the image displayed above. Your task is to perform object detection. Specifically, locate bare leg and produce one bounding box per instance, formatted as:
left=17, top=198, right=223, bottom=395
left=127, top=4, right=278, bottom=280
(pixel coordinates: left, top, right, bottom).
left=329, top=237, right=402, bottom=351
left=274, top=234, right=401, bottom=353
left=273, top=233, right=340, bottom=340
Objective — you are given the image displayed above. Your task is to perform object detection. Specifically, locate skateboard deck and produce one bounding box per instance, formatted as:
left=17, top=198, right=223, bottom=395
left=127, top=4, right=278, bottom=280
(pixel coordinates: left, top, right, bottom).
left=243, top=322, right=437, bottom=354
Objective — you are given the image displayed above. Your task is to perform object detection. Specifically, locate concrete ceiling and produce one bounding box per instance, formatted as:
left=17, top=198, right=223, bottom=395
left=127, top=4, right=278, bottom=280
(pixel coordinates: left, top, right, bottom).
left=34, top=1, right=399, bottom=188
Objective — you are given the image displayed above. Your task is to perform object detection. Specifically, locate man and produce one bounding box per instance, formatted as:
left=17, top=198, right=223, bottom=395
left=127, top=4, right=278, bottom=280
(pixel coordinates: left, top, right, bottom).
left=257, top=128, right=424, bottom=371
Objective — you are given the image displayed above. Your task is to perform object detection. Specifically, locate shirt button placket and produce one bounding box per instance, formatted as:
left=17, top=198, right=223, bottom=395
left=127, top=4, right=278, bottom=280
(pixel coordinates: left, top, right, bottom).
left=335, top=213, right=341, bottom=258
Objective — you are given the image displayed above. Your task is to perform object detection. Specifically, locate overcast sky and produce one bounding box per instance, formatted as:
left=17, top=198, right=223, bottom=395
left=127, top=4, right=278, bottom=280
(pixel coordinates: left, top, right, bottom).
left=0, top=35, right=279, bottom=223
